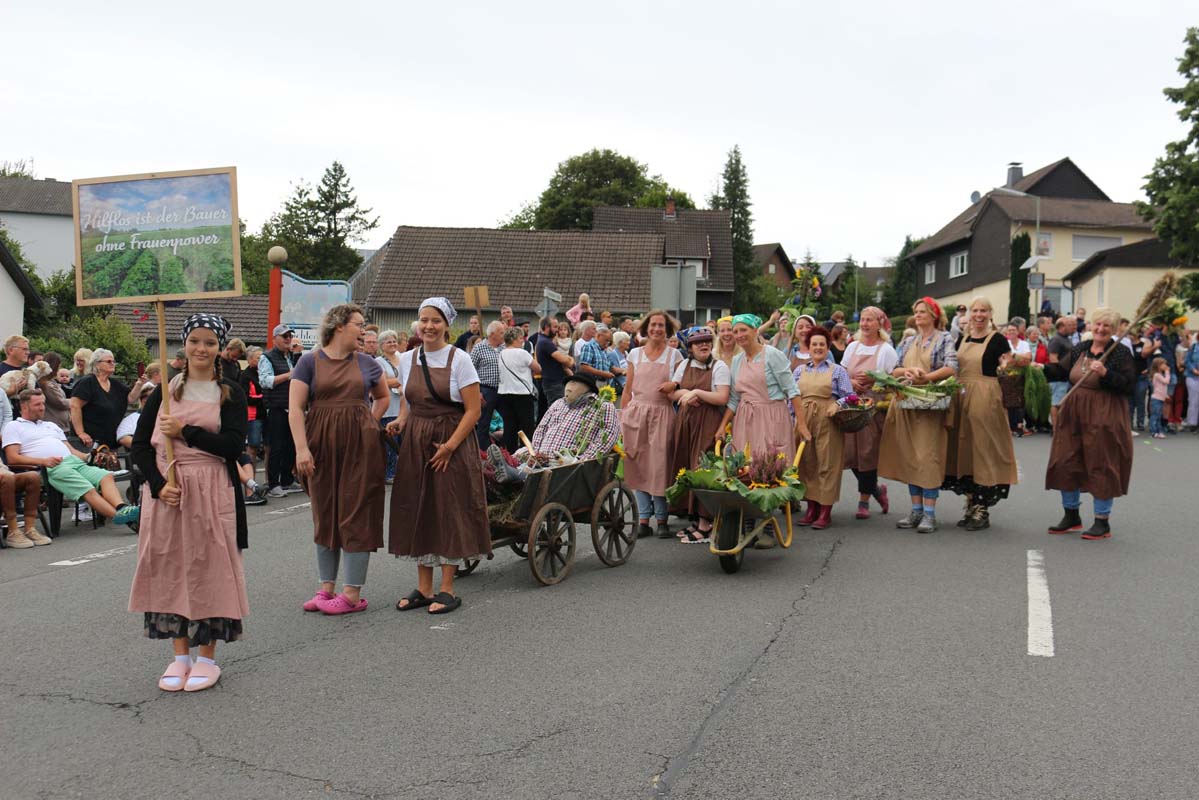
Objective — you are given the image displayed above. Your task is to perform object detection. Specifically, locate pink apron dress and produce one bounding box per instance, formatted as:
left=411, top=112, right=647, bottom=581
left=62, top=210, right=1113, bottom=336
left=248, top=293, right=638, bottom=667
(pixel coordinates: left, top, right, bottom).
left=621, top=348, right=677, bottom=497
left=129, top=390, right=249, bottom=624
left=730, top=354, right=796, bottom=464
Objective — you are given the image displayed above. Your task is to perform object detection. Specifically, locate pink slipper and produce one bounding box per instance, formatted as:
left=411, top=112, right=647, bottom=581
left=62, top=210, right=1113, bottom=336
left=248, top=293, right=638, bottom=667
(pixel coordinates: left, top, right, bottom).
left=302, top=590, right=335, bottom=612
left=317, top=593, right=368, bottom=615
left=184, top=661, right=221, bottom=692
left=157, top=660, right=191, bottom=692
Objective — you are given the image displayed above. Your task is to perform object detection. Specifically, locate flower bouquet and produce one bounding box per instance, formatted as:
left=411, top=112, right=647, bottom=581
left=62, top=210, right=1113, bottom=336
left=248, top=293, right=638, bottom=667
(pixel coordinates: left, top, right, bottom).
left=868, top=370, right=963, bottom=411
left=666, top=432, right=806, bottom=514
left=832, top=393, right=877, bottom=433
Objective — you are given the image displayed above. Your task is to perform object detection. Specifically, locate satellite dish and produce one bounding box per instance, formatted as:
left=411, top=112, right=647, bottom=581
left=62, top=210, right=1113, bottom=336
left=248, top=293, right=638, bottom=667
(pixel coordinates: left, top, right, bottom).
left=970, top=190, right=982, bottom=204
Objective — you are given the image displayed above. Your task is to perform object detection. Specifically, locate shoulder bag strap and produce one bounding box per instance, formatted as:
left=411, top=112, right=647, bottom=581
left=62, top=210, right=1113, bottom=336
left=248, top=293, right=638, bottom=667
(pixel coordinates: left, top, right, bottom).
left=419, top=347, right=465, bottom=410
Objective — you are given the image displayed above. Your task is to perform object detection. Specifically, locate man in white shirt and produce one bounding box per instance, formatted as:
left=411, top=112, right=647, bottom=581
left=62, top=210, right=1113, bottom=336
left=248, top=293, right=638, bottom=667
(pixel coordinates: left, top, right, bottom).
left=2, top=388, right=140, bottom=528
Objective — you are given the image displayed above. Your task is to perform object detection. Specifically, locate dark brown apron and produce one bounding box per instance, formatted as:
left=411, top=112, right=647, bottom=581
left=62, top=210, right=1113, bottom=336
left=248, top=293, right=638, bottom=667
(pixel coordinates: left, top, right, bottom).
left=305, top=351, right=385, bottom=552
left=388, top=347, right=491, bottom=559
left=668, top=361, right=725, bottom=516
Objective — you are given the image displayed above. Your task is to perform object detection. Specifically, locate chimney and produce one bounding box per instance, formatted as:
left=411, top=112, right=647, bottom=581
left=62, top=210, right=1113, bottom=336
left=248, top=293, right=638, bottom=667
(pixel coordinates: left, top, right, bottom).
left=664, top=196, right=676, bottom=219
left=1006, top=162, right=1023, bottom=188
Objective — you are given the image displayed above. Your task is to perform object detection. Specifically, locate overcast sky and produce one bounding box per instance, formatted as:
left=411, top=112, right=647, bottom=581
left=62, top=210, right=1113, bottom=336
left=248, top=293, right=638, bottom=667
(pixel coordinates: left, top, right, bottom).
left=7, top=1, right=1194, bottom=269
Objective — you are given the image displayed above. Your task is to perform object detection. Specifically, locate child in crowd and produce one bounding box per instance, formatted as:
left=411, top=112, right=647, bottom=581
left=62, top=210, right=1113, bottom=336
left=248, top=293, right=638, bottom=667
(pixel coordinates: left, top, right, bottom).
left=1150, top=357, right=1170, bottom=439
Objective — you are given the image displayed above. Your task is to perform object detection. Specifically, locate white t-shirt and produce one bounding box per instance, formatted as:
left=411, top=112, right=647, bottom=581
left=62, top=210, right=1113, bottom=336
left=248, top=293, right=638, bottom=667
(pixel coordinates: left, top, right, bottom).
left=497, top=348, right=536, bottom=395
left=1008, top=338, right=1031, bottom=356
left=398, top=346, right=480, bottom=403
left=116, top=412, right=140, bottom=441
left=628, top=346, right=683, bottom=370
left=2, top=417, right=71, bottom=460
left=841, top=341, right=899, bottom=375
left=572, top=338, right=589, bottom=359
left=671, top=358, right=731, bottom=387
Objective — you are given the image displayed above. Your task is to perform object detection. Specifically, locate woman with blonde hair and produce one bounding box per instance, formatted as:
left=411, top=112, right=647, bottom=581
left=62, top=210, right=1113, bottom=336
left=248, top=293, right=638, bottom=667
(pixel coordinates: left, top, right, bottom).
left=841, top=306, right=897, bottom=519
left=714, top=316, right=742, bottom=369
left=877, top=297, right=959, bottom=533
left=942, top=297, right=1018, bottom=530
left=566, top=293, right=592, bottom=326
left=1044, top=306, right=1135, bottom=539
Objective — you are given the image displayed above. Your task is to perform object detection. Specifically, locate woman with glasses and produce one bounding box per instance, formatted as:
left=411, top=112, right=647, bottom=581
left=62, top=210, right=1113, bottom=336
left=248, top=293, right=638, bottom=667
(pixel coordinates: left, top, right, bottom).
left=70, top=349, right=146, bottom=449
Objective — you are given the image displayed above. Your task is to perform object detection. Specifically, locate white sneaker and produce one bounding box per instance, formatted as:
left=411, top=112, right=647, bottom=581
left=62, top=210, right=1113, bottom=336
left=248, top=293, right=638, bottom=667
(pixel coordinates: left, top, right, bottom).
left=280, top=483, right=305, bottom=494
left=74, top=505, right=93, bottom=522
left=1131, top=430, right=1140, bottom=436
left=267, top=486, right=287, bottom=499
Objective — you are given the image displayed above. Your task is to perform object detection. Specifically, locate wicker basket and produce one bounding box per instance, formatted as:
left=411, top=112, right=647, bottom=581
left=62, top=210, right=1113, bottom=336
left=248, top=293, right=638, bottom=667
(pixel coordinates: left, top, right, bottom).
left=832, top=407, right=876, bottom=432
left=896, top=394, right=952, bottom=412
left=997, top=371, right=1026, bottom=410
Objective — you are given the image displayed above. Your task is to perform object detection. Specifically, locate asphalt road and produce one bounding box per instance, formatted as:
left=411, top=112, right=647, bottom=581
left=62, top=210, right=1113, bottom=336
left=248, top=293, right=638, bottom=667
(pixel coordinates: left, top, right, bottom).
left=2, top=433, right=1196, bottom=800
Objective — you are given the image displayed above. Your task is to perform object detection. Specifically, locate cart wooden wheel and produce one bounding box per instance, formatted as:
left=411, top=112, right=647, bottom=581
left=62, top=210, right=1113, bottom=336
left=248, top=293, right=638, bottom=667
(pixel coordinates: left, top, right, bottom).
left=527, top=502, right=576, bottom=585
left=590, top=481, right=637, bottom=567
left=456, top=559, right=480, bottom=577
left=509, top=541, right=528, bottom=558
left=714, top=511, right=744, bottom=574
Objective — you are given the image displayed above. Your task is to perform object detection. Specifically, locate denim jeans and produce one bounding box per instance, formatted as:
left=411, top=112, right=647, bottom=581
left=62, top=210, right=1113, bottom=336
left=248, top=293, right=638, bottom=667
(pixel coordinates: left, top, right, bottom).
left=635, top=491, right=668, bottom=522
left=1132, top=376, right=1149, bottom=427
left=1149, top=399, right=1165, bottom=435
left=907, top=484, right=939, bottom=500
left=1187, top=377, right=1199, bottom=427
left=1060, top=490, right=1113, bottom=517
left=476, top=385, right=499, bottom=449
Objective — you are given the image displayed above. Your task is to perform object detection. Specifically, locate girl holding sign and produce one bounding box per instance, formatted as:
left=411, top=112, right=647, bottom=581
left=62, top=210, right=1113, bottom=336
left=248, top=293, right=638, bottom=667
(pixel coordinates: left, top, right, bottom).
left=129, top=314, right=250, bottom=693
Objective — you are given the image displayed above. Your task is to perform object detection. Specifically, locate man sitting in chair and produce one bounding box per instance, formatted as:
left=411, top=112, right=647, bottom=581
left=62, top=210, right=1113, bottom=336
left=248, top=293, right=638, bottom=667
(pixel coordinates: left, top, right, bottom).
left=483, top=373, right=620, bottom=483
left=2, top=388, right=140, bottom=528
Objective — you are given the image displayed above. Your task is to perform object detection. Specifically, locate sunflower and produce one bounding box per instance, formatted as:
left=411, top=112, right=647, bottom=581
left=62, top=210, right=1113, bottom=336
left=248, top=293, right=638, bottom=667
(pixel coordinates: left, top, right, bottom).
left=598, top=385, right=618, bottom=403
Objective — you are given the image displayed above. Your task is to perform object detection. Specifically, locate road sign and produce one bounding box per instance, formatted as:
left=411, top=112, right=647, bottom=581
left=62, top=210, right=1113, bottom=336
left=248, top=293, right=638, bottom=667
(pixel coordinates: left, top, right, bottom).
left=651, top=264, right=697, bottom=313
left=535, top=298, right=558, bottom=318
left=542, top=287, right=562, bottom=303
left=1027, top=272, right=1045, bottom=289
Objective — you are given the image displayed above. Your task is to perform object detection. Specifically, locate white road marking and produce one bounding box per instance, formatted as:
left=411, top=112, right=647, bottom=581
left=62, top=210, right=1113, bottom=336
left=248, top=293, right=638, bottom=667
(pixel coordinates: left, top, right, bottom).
left=49, top=543, right=139, bottom=567
left=1026, top=549, right=1055, bottom=657
left=267, top=502, right=311, bottom=515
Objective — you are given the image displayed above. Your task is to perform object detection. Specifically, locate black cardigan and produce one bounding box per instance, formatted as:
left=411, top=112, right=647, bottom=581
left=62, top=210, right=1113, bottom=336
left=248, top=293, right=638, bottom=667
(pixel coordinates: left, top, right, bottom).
left=1043, top=340, right=1136, bottom=396
left=130, top=379, right=250, bottom=550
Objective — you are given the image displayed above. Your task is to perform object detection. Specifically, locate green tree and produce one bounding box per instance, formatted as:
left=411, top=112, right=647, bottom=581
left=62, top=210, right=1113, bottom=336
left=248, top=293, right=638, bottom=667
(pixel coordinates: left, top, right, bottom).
left=0, top=158, right=35, bottom=179
left=1009, top=232, right=1031, bottom=321
left=238, top=162, right=378, bottom=286
left=711, top=145, right=763, bottom=311
left=28, top=313, right=149, bottom=382
left=634, top=182, right=697, bottom=211
left=533, top=149, right=653, bottom=229
left=1179, top=271, right=1199, bottom=310
left=880, top=235, right=926, bottom=315
left=1138, top=27, right=1199, bottom=265
left=498, top=202, right=537, bottom=230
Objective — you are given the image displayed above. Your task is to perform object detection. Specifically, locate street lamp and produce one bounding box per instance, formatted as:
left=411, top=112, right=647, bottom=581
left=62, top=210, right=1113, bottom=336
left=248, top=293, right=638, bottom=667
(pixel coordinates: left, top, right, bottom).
left=990, top=186, right=1045, bottom=312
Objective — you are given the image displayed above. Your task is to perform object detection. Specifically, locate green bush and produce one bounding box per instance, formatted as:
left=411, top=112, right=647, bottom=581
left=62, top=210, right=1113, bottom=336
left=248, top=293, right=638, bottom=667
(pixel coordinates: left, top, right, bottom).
left=29, top=313, right=149, bottom=383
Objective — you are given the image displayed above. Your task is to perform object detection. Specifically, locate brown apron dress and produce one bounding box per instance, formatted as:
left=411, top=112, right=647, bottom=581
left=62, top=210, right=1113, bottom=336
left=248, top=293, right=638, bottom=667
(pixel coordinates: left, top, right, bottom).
left=304, top=351, right=385, bottom=553
left=668, top=361, right=726, bottom=516
left=877, top=335, right=950, bottom=489
left=944, top=332, right=1018, bottom=488
left=730, top=354, right=796, bottom=464
left=798, top=365, right=844, bottom=505
left=621, top=348, right=677, bottom=497
left=1045, top=353, right=1133, bottom=498
left=389, top=347, right=491, bottom=560
left=842, top=344, right=886, bottom=472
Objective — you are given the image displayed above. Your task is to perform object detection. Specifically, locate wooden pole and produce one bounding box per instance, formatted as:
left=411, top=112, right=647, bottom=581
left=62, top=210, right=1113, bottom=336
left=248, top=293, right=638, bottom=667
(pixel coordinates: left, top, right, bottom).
left=154, top=300, right=177, bottom=487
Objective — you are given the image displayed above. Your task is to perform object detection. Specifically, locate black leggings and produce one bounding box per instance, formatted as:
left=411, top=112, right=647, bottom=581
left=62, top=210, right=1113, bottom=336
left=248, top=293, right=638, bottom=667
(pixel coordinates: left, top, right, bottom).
left=852, top=468, right=878, bottom=496
left=266, top=409, right=296, bottom=488
left=497, top=394, right=536, bottom=453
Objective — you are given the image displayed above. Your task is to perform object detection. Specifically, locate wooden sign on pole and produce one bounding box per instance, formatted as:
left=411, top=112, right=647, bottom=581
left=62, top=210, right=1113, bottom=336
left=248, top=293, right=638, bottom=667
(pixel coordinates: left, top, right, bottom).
left=464, top=285, right=490, bottom=321
left=153, top=301, right=177, bottom=487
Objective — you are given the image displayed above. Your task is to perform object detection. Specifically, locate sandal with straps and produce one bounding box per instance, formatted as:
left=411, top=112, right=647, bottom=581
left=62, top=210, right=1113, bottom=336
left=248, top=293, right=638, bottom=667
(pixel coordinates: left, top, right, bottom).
left=396, top=589, right=434, bottom=611
left=680, top=528, right=711, bottom=544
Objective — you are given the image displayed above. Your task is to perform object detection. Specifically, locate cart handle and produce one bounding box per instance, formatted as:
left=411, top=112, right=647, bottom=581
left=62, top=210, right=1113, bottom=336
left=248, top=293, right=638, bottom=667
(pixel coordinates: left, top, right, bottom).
left=792, top=441, right=806, bottom=469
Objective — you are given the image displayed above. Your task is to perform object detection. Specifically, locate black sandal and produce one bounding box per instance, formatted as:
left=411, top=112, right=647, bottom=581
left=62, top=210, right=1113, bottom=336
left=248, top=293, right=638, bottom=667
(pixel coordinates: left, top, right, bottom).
left=396, top=590, right=434, bottom=611
left=428, top=591, right=462, bottom=615
left=680, top=529, right=711, bottom=544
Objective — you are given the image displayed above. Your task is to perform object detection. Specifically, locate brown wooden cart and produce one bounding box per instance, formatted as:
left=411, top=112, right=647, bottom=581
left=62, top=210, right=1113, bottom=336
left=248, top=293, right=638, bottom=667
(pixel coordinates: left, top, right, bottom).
left=457, top=452, right=637, bottom=585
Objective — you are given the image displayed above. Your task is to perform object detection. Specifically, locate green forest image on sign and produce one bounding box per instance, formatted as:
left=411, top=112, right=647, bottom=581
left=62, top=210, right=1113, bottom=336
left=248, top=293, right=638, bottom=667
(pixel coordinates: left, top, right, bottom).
left=77, top=172, right=237, bottom=302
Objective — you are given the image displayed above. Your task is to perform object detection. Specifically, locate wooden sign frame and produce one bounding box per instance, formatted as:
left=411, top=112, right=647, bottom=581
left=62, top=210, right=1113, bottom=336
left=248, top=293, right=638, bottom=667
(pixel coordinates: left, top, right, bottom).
left=72, top=166, right=242, bottom=307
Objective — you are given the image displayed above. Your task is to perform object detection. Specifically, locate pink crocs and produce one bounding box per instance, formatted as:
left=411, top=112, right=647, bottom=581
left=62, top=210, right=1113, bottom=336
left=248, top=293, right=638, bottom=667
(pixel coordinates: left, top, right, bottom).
left=317, top=593, right=368, bottom=615
left=302, top=590, right=335, bottom=612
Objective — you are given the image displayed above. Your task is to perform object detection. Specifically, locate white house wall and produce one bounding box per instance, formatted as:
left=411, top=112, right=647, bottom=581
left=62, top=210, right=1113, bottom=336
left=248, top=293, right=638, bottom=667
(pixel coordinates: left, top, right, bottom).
left=0, top=212, right=75, bottom=279
left=1, top=268, right=27, bottom=333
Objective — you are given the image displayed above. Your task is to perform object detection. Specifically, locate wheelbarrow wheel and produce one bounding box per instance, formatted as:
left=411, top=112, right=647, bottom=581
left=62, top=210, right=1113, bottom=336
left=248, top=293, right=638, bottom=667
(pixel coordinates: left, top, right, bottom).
left=456, top=559, right=480, bottom=577
left=715, top=512, right=744, bottom=574
left=510, top=541, right=528, bottom=558
left=590, top=481, right=637, bottom=567
left=528, top=502, right=576, bottom=585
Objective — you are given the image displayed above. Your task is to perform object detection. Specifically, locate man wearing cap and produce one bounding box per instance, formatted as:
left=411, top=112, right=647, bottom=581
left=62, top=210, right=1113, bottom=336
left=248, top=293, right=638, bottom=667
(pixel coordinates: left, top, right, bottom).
left=258, top=324, right=303, bottom=497
left=166, top=348, right=187, bottom=381
left=950, top=304, right=968, bottom=337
